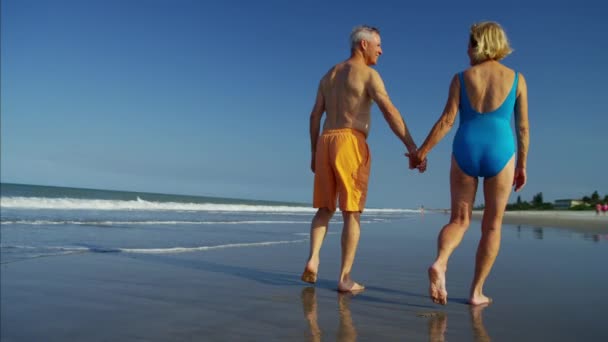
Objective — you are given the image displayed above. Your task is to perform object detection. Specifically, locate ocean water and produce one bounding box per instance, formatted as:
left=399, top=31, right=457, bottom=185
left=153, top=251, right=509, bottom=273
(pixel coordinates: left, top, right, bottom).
left=0, top=183, right=416, bottom=264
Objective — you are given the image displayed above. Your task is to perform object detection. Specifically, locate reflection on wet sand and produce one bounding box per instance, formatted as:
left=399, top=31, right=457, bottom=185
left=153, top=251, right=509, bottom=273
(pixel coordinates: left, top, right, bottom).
left=301, top=287, right=322, bottom=342
left=427, top=305, right=491, bottom=341
left=301, top=287, right=491, bottom=341
left=514, top=224, right=607, bottom=242
left=533, top=227, right=544, bottom=240
left=337, top=292, right=357, bottom=341
left=300, top=287, right=358, bottom=342
left=427, top=312, right=447, bottom=342
left=470, top=304, right=491, bottom=342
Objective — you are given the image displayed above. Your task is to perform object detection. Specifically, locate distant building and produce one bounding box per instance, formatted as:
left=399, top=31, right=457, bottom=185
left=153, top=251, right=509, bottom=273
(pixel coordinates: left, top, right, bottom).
left=554, top=199, right=584, bottom=209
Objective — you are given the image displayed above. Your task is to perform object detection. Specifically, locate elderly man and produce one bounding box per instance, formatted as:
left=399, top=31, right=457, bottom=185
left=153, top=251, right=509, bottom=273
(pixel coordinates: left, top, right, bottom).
left=301, top=25, right=423, bottom=292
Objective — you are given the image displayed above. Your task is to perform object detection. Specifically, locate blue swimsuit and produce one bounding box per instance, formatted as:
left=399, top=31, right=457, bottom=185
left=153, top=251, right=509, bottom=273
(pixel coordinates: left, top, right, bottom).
left=452, top=71, right=518, bottom=178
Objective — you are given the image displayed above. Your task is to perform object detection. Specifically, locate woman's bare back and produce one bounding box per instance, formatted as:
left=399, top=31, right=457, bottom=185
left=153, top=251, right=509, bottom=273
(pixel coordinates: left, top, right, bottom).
left=462, top=61, right=517, bottom=114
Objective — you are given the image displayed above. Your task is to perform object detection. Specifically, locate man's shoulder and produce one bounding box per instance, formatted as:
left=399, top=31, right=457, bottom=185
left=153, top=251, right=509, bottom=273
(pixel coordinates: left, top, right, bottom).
left=324, top=64, right=340, bottom=75
left=319, top=64, right=339, bottom=83
left=344, top=63, right=382, bottom=85
left=366, top=66, right=381, bottom=79
left=319, top=62, right=379, bottom=86
left=362, top=66, right=384, bottom=88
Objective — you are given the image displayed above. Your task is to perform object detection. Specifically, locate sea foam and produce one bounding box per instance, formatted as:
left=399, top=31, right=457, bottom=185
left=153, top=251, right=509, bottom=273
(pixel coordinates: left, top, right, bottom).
left=0, top=196, right=418, bottom=214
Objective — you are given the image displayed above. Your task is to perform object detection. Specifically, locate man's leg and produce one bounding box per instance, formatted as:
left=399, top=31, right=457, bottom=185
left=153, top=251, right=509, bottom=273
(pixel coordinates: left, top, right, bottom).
left=337, top=211, right=364, bottom=292
left=302, top=208, right=334, bottom=283
left=469, top=157, right=514, bottom=305
left=429, top=157, right=478, bottom=305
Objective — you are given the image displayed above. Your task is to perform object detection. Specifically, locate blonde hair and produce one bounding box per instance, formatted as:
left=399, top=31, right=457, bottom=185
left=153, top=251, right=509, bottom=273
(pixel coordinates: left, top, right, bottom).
left=469, top=21, right=513, bottom=63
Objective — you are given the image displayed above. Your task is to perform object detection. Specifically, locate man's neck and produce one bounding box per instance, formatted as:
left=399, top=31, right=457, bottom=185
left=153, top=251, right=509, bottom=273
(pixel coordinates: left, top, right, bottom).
left=348, top=51, right=368, bottom=66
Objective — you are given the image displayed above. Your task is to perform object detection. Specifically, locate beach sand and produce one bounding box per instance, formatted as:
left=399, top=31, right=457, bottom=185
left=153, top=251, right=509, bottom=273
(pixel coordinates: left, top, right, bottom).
left=2, top=214, right=607, bottom=341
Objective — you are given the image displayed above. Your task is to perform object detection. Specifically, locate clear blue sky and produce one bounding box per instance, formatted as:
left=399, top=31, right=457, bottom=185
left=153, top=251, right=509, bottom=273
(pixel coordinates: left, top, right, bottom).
left=2, top=0, right=607, bottom=208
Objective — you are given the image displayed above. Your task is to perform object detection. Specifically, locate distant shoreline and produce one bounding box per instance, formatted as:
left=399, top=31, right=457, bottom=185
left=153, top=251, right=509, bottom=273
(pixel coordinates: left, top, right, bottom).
left=471, top=210, right=608, bottom=231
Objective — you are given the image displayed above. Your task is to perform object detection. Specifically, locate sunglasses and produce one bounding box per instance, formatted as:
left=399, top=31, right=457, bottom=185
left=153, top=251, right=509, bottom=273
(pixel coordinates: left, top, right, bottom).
left=469, top=35, right=478, bottom=48
left=363, top=25, right=380, bottom=33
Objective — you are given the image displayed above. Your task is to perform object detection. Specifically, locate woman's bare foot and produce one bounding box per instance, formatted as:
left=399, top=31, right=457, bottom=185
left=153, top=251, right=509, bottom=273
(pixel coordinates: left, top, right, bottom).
left=428, top=263, right=448, bottom=305
left=337, top=279, right=365, bottom=293
left=468, top=293, right=492, bottom=306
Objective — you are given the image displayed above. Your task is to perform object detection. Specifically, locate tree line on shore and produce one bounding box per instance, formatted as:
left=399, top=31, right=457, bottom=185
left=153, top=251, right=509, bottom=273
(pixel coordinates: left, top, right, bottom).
left=574, top=191, right=608, bottom=210
left=505, top=191, right=607, bottom=211
left=474, top=191, right=607, bottom=210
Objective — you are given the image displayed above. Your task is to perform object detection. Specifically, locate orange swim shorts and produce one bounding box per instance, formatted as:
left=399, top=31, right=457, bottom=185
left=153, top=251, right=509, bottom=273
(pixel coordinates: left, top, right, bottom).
left=313, top=128, right=371, bottom=212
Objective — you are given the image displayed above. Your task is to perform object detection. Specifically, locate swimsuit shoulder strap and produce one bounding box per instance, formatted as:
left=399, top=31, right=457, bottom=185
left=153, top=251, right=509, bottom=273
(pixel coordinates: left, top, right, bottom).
left=509, top=71, right=519, bottom=98
left=458, top=71, right=471, bottom=111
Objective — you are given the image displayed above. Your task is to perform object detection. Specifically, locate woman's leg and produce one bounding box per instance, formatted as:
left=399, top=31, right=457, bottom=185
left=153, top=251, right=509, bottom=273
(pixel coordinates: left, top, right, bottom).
left=429, top=157, right=479, bottom=304
left=469, top=157, right=515, bottom=305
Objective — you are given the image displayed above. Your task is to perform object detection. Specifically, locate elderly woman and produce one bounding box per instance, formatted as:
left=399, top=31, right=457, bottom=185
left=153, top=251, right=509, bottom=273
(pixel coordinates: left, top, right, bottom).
left=409, top=22, right=529, bottom=305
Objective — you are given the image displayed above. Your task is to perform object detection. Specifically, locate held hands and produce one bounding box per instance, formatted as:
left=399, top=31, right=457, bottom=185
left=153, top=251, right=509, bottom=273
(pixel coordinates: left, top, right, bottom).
left=513, top=167, right=526, bottom=192
left=313, top=149, right=428, bottom=174
left=405, top=149, right=427, bottom=173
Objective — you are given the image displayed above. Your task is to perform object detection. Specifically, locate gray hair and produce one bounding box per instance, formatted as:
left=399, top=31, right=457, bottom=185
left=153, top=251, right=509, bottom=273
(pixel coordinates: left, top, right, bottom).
left=350, top=25, right=380, bottom=50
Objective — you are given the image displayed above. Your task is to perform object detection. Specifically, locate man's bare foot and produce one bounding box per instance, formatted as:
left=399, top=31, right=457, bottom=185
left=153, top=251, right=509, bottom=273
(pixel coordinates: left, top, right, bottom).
left=301, top=259, right=319, bottom=284
left=428, top=264, right=448, bottom=305
left=468, top=293, right=492, bottom=306
left=337, top=279, right=365, bottom=293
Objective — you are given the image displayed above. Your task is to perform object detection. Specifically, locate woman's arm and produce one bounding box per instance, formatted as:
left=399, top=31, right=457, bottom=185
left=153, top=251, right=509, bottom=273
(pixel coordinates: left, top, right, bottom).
left=412, top=74, right=460, bottom=164
left=513, top=72, right=529, bottom=191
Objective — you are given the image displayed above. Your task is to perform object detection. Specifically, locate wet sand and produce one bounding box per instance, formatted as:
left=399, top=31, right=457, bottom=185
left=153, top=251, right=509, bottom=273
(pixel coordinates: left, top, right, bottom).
left=2, top=214, right=607, bottom=341
left=472, top=210, right=608, bottom=230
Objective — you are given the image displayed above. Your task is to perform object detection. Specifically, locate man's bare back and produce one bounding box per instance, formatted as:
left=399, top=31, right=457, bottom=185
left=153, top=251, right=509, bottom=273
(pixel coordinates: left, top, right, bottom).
left=319, top=61, right=374, bottom=136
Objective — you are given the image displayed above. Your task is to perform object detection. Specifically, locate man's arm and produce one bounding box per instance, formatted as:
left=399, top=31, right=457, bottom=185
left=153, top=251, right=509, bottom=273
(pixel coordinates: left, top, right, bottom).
left=367, top=69, right=417, bottom=153
left=309, top=81, right=325, bottom=172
